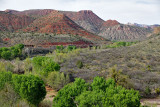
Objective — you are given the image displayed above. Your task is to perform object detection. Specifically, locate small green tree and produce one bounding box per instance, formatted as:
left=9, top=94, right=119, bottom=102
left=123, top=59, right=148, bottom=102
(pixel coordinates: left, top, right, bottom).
left=56, top=45, right=64, bottom=53
left=108, top=65, right=132, bottom=89
left=53, top=77, right=140, bottom=107
left=12, top=74, right=46, bottom=105
left=53, top=78, right=89, bottom=107
left=76, top=60, right=83, bottom=69
left=67, top=45, right=76, bottom=51
left=1, top=51, right=12, bottom=60
left=75, top=91, right=104, bottom=107
left=47, top=72, right=70, bottom=90
left=91, top=76, right=108, bottom=92
left=32, top=56, right=60, bottom=76
left=155, top=88, right=160, bottom=95
left=0, top=71, right=12, bottom=90
left=144, top=86, right=151, bottom=96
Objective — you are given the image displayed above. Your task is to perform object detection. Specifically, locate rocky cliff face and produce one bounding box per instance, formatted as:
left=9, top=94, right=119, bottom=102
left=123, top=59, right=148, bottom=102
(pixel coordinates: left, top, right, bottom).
left=99, top=24, right=151, bottom=41
left=62, top=10, right=104, bottom=34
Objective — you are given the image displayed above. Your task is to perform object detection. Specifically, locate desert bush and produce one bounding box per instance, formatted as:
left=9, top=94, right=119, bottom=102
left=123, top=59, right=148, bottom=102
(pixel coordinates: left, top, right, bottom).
left=47, top=72, right=70, bottom=90
left=32, top=56, right=60, bottom=76
left=5, top=62, right=14, bottom=72
left=155, top=88, right=160, bottom=95
left=0, top=71, right=12, bottom=90
left=12, top=74, right=46, bottom=105
left=108, top=65, right=132, bottom=89
left=106, top=41, right=136, bottom=48
left=24, top=58, right=33, bottom=72
left=144, top=86, right=151, bottom=96
left=66, top=45, right=76, bottom=51
left=76, top=60, right=83, bottom=69
left=0, top=62, right=6, bottom=72
left=0, top=83, right=20, bottom=107
left=56, top=45, right=64, bottom=53
left=15, top=99, right=34, bottom=107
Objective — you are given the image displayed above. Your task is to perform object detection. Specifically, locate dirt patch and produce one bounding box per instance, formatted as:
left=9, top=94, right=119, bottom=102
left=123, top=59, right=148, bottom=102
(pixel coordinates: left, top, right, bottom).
left=141, top=97, right=160, bottom=107
left=44, top=86, right=57, bottom=102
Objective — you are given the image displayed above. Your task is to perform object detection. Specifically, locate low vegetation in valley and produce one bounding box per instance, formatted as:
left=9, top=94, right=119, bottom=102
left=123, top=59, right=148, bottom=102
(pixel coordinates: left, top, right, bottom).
left=0, top=34, right=160, bottom=107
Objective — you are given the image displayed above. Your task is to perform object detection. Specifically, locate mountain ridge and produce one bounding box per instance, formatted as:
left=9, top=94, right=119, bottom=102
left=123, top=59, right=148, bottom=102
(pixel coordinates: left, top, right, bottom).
left=0, top=9, right=153, bottom=42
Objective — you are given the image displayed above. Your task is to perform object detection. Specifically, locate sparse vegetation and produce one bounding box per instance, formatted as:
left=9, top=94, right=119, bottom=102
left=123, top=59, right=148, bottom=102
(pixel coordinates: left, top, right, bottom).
left=47, top=72, right=70, bottom=91
left=0, top=34, right=160, bottom=106
left=76, top=60, right=83, bottom=69
left=106, top=41, right=137, bottom=48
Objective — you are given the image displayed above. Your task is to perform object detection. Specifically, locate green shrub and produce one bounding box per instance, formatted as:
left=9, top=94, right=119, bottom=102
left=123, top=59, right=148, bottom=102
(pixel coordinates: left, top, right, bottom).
left=42, top=58, right=60, bottom=74
left=56, top=45, right=64, bottom=53
left=47, top=72, right=70, bottom=90
left=0, top=83, right=20, bottom=107
left=0, top=71, right=12, bottom=90
left=144, top=86, right=151, bottom=96
left=155, top=88, right=160, bottom=94
left=91, top=76, right=110, bottom=92
left=75, top=91, right=104, bottom=107
left=12, top=74, right=46, bottom=105
left=32, top=56, right=60, bottom=76
left=76, top=60, right=83, bottom=69
left=67, top=45, right=76, bottom=51
left=0, top=44, right=24, bottom=60
left=108, top=65, right=132, bottom=89
left=106, top=41, right=136, bottom=48
left=53, top=77, right=140, bottom=107
left=1, top=51, right=12, bottom=60
left=53, top=78, right=89, bottom=107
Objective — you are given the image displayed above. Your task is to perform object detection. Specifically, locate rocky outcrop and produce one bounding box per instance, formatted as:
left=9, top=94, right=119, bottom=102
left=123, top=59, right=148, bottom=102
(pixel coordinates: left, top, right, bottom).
left=62, top=10, right=104, bottom=34
left=99, top=24, right=151, bottom=41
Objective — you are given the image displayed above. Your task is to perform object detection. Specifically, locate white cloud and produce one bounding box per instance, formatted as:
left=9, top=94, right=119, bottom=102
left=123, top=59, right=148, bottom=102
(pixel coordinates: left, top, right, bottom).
left=0, top=0, right=159, bottom=25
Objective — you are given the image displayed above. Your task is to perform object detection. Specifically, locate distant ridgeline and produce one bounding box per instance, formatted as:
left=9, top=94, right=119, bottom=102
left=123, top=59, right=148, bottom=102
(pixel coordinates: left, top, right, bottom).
left=0, top=9, right=152, bottom=47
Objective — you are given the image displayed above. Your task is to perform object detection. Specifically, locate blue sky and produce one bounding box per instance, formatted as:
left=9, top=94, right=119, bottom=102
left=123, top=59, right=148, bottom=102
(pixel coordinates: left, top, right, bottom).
left=0, top=0, right=159, bottom=25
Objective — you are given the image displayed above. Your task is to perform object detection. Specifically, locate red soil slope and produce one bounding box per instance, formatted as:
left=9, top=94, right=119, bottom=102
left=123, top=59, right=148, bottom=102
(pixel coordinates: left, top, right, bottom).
left=103, top=20, right=120, bottom=27
left=23, top=11, right=105, bottom=42
left=62, top=10, right=105, bottom=33
left=0, top=11, right=34, bottom=31
left=5, top=9, right=55, bottom=18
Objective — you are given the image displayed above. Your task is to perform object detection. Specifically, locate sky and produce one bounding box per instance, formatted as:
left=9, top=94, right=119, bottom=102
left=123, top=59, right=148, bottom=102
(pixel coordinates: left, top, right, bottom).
left=0, top=0, right=159, bottom=25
